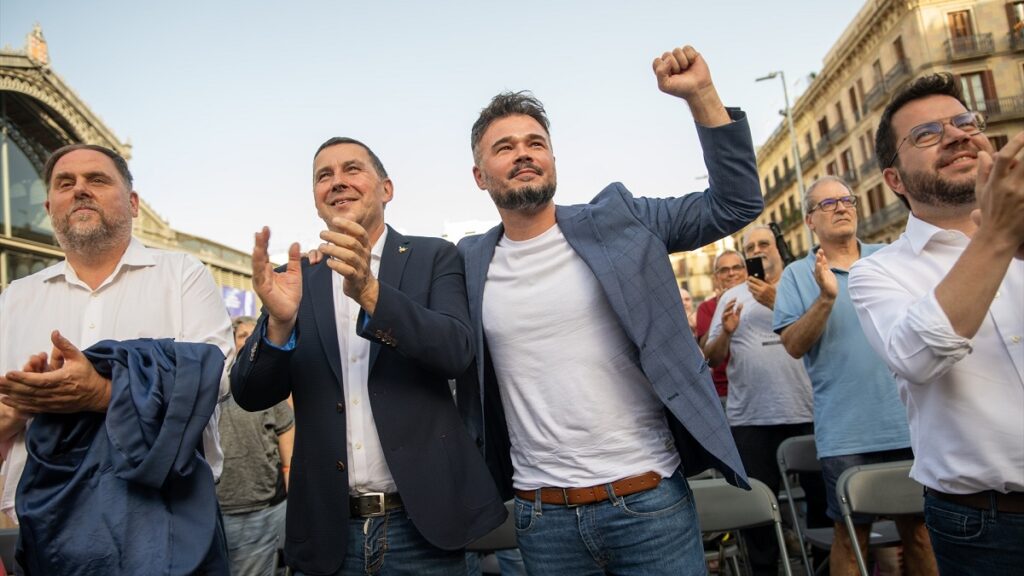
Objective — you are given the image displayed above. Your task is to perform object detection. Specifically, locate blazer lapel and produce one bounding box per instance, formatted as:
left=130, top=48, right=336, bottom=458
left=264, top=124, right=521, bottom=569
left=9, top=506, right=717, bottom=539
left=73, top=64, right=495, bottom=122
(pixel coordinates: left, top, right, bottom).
left=368, top=226, right=410, bottom=371
left=465, top=225, right=503, bottom=386
left=309, top=260, right=343, bottom=385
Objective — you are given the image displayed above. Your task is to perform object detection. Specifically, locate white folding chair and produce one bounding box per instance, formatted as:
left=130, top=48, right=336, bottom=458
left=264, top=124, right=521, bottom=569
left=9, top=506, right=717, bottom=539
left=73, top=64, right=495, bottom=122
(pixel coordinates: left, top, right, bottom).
left=837, top=460, right=921, bottom=576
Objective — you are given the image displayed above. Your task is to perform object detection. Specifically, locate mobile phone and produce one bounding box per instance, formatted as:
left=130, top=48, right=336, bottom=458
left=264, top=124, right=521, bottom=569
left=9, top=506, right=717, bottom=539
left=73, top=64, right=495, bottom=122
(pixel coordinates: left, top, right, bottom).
left=745, top=257, right=765, bottom=281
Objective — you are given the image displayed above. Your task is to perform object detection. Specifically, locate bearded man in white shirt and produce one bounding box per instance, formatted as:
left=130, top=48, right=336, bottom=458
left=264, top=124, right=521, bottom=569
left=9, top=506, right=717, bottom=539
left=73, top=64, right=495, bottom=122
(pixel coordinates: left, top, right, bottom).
left=848, top=73, right=1024, bottom=576
left=0, top=143, right=234, bottom=573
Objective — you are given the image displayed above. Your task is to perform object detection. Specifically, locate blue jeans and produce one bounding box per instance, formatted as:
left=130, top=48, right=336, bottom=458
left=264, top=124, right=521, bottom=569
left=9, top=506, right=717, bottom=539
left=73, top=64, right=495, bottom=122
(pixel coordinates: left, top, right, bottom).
left=924, top=492, right=1024, bottom=576
left=223, top=500, right=286, bottom=576
left=297, top=508, right=467, bottom=576
left=513, top=469, right=705, bottom=576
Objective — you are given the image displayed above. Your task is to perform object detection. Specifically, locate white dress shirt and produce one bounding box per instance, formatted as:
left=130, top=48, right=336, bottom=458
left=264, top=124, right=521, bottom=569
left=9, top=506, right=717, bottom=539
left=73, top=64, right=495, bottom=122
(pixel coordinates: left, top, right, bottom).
left=0, top=238, right=234, bottom=521
left=332, top=227, right=397, bottom=494
left=849, top=214, right=1024, bottom=494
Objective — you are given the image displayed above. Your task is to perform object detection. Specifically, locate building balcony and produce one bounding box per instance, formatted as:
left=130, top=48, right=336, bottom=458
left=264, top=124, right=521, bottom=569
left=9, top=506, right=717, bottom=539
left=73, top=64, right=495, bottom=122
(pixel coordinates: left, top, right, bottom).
left=841, top=169, right=859, bottom=186
left=945, top=33, right=995, bottom=61
left=883, top=59, right=912, bottom=91
left=858, top=201, right=909, bottom=240
left=859, top=156, right=879, bottom=179
left=827, top=120, right=849, bottom=145
left=765, top=167, right=796, bottom=205
left=800, top=149, right=817, bottom=170
left=1011, top=31, right=1024, bottom=52
left=864, top=81, right=886, bottom=112
left=816, top=134, right=833, bottom=156
left=779, top=207, right=804, bottom=233
left=982, top=96, right=1024, bottom=123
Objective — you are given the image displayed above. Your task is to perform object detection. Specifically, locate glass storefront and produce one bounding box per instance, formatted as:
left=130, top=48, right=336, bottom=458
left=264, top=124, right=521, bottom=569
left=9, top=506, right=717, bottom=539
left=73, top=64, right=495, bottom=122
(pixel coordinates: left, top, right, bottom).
left=5, top=136, right=54, bottom=245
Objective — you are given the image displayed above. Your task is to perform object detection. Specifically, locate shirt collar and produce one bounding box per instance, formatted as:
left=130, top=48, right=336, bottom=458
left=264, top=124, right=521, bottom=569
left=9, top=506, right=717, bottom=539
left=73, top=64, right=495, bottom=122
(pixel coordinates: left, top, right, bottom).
left=40, top=237, right=156, bottom=284
left=371, top=226, right=388, bottom=263
left=904, top=213, right=968, bottom=255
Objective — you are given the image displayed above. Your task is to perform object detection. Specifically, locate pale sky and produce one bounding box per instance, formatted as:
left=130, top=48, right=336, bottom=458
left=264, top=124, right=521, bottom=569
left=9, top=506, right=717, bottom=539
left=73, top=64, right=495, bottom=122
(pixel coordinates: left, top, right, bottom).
left=2, top=0, right=864, bottom=257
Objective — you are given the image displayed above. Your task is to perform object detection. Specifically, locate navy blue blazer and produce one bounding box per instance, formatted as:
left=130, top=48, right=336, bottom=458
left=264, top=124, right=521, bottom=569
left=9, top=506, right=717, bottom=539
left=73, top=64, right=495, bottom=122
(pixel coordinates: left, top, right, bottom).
left=458, top=111, right=762, bottom=495
left=231, top=227, right=506, bottom=575
left=17, top=339, right=225, bottom=576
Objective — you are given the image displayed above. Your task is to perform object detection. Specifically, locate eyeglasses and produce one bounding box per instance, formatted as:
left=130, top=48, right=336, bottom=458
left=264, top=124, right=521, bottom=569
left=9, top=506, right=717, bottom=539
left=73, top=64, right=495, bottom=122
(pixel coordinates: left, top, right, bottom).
left=808, top=195, right=858, bottom=213
left=887, top=111, right=986, bottom=167
left=715, top=264, right=745, bottom=275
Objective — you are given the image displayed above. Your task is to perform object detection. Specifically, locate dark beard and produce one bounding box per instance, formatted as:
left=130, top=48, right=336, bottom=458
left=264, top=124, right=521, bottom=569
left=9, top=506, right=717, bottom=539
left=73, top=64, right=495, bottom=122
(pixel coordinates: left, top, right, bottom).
left=898, top=168, right=975, bottom=208
left=490, top=183, right=556, bottom=211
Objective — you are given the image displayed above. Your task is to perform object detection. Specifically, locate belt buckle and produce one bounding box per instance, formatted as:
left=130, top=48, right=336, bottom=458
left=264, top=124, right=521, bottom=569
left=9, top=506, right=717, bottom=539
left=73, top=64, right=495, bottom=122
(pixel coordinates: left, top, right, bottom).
left=362, top=492, right=387, bottom=517
left=562, top=488, right=581, bottom=508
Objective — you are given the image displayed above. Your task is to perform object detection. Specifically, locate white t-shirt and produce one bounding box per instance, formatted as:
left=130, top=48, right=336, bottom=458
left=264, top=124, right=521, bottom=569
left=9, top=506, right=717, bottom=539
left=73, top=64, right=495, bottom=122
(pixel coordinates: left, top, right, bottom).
left=0, top=238, right=234, bottom=521
left=482, top=224, right=679, bottom=489
left=709, top=283, right=813, bottom=426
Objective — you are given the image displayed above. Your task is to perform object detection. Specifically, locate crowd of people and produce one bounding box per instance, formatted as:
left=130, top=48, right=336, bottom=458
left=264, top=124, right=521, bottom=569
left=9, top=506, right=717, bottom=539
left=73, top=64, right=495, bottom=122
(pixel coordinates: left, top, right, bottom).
left=0, top=41, right=1019, bottom=576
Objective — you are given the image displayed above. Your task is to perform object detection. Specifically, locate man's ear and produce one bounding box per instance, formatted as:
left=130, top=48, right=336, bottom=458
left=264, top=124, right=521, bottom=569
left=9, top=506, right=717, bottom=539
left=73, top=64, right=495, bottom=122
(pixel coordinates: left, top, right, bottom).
left=882, top=166, right=903, bottom=195
left=472, top=165, right=487, bottom=191
left=381, top=178, right=394, bottom=205
left=129, top=191, right=140, bottom=217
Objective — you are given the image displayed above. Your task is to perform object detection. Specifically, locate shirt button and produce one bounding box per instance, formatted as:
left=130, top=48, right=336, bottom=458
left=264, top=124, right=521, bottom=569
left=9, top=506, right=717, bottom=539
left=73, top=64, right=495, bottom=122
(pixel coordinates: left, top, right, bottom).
left=336, top=402, right=345, bottom=413
left=995, top=291, right=1001, bottom=299
left=352, top=398, right=360, bottom=406
left=350, top=356, right=358, bottom=363
left=1012, top=336, right=1021, bottom=344
left=88, top=323, right=95, bottom=329
left=336, top=460, right=345, bottom=471
left=354, top=442, right=362, bottom=450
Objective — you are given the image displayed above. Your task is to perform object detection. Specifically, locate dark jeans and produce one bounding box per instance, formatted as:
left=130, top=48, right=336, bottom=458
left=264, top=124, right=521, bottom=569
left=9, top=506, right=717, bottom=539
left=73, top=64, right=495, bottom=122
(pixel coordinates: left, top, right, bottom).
left=732, top=422, right=822, bottom=576
left=924, top=492, right=1024, bottom=576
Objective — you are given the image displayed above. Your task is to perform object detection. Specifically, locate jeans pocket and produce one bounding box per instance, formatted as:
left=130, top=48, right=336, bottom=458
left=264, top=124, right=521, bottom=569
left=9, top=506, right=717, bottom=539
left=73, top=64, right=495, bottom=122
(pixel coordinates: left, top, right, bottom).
left=617, top=474, right=690, bottom=518
left=513, top=498, right=537, bottom=533
left=925, top=499, right=985, bottom=541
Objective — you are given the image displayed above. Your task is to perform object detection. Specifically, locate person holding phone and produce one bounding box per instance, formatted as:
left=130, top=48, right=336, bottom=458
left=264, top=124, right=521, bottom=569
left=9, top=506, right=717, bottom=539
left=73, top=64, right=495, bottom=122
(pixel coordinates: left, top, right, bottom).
left=704, top=225, right=815, bottom=576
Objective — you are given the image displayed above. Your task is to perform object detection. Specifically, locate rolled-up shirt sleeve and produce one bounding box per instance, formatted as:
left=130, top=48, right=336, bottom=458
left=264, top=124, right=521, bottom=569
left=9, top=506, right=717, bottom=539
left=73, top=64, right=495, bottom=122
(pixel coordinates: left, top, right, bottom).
left=849, top=257, right=971, bottom=385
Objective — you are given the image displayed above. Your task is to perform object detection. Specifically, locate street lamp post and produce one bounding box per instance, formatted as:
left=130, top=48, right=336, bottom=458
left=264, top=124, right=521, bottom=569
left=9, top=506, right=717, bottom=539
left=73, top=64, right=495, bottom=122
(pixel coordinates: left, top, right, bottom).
left=756, top=71, right=814, bottom=248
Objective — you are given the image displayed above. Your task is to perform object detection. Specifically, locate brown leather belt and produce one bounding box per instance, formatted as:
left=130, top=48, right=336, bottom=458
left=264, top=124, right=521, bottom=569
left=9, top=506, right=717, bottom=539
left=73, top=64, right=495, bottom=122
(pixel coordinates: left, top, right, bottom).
left=515, top=471, right=662, bottom=506
left=928, top=489, right=1024, bottom=514
left=349, top=492, right=403, bottom=518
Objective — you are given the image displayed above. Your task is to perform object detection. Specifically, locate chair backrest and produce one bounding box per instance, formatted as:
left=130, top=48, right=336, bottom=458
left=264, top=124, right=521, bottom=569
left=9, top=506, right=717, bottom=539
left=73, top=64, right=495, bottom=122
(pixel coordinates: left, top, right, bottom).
left=0, top=527, right=17, bottom=572
left=691, top=477, right=782, bottom=532
left=465, top=501, right=516, bottom=552
left=837, top=461, right=922, bottom=517
left=777, top=434, right=820, bottom=474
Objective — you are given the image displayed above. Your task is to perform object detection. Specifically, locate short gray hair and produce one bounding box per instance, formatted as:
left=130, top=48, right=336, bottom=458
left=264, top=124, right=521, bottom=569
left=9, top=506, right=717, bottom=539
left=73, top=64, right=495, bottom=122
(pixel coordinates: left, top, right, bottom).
left=713, top=249, right=742, bottom=271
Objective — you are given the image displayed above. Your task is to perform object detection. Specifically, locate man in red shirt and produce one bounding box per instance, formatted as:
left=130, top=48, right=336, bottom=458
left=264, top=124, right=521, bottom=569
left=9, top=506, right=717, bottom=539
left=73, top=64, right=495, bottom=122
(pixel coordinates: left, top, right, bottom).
left=695, top=249, right=747, bottom=402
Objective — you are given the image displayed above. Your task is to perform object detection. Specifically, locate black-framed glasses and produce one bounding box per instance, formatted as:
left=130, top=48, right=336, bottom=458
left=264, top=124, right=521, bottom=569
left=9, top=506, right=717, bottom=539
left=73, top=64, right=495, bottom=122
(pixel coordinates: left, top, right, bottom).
left=808, top=195, right=858, bottom=213
left=887, top=111, right=986, bottom=167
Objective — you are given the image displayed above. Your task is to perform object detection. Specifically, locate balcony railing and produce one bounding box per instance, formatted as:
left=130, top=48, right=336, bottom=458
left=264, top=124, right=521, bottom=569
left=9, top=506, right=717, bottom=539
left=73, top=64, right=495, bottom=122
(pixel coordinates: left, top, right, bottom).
left=981, top=96, right=1024, bottom=123
left=859, top=156, right=879, bottom=179
left=945, top=33, right=995, bottom=61
left=883, top=59, right=912, bottom=90
left=800, top=149, right=817, bottom=170
left=858, top=201, right=909, bottom=239
left=864, top=81, right=886, bottom=112
left=779, top=207, right=804, bottom=233
left=816, top=134, right=833, bottom=155
left=1011, top=31, right=1024, bottom=52
left=764, top=167, right=797, bottom=205
left=841, top=169, right=859, bottom=186
left=827, top=120, right=849, bottom=144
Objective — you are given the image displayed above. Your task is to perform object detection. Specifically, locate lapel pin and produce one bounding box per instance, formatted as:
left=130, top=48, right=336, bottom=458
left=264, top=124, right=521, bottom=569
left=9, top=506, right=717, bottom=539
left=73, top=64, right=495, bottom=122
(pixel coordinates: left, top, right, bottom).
left=398, top=245, right=408, bottom=253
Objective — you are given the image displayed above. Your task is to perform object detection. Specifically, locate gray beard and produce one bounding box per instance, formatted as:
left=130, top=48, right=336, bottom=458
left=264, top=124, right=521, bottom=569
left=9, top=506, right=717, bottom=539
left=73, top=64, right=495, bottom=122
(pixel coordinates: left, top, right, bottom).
left=899, top=168, right=975, bottom=208
left=53, top=210, right=131, bottom=256
left=490, top=183, right=556, bottom=211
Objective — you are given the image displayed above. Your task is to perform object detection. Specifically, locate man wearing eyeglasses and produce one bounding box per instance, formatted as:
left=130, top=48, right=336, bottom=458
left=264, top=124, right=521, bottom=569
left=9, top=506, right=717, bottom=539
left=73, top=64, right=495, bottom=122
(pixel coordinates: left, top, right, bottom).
left=773, top=176, right=936, bottom=576
left=695, top=250, right=748, bottom=405
left=848, top=73, right=1024, bottom=574
left=704, top=226, right=815, bottom=576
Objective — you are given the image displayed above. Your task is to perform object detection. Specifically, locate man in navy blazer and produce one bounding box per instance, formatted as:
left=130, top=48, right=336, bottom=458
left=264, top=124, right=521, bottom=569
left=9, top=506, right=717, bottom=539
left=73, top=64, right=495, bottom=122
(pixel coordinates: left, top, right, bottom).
left=232, top=137, right=506, bottom=575
left=457, top=45, right=761, bottom=575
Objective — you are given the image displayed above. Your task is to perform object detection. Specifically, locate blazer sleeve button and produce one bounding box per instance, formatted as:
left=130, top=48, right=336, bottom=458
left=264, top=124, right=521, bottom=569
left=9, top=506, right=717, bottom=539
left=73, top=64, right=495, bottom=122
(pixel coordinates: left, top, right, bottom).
left=336, top=460, right=346, bottom=471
